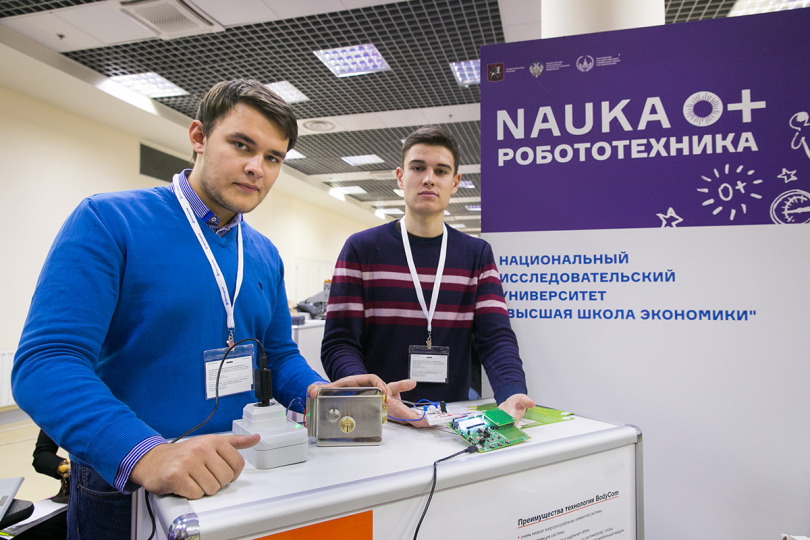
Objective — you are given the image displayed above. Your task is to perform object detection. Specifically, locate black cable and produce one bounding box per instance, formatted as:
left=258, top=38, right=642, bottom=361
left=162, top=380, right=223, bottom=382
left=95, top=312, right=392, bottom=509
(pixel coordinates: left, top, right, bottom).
left=172, top=338, right=264, bottom=443
left=145, top=338, right=266, bottom=539
left=412, top=445, right=478, bottom=540
left=144, top=491, right=156, bottom=540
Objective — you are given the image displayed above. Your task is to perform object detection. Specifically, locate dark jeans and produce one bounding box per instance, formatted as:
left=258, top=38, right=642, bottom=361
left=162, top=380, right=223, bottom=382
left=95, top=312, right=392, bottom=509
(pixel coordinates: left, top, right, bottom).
left=67, top=462, right=132, bottom=539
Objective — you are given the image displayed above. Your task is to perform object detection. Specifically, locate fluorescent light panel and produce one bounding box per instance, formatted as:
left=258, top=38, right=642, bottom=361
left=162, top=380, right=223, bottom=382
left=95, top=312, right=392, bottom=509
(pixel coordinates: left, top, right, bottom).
left=449, top=59, right=480, bottom=86
left=465, top=204, right=481, bottom=211
left=459, top=180, right=475, bottom=189
left=341, top=154, right=385, bottom=166
left=265, top=81, right=309, bottom=104
left=313, top=44, right=390, bottom=77
left=285, top=149, right=306, bottom=160
left=729, top=0, right=810, bottom=16
left=331, top=185, right=367, bottom=195
left=110, top=72, right=187, bottom=98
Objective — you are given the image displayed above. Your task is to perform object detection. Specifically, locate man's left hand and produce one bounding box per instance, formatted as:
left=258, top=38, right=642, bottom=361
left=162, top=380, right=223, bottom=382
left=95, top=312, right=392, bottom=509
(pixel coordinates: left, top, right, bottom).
left=498, top=393, right=535, bottom=423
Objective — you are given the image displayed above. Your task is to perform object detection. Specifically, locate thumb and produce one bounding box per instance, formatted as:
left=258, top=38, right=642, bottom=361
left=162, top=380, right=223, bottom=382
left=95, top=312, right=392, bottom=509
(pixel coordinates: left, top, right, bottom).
left=225, top=433, right=261, bottom=449
left=388, top=378, right=417, bottom=396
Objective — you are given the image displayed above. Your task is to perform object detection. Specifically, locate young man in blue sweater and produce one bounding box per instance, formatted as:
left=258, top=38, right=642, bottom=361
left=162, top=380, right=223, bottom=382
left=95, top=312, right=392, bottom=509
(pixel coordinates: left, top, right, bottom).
left=321, top=125, right=535, bottom=427
left=12, top=79, right=386, bottom=538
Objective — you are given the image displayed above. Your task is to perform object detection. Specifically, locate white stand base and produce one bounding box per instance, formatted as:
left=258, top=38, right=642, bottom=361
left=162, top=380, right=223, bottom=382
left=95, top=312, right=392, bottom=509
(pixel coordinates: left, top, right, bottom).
left=232, top=401, right=308, bottom=470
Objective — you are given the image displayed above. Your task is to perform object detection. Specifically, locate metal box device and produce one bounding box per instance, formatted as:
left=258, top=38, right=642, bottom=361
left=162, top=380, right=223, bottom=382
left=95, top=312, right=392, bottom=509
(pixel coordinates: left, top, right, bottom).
left=305, top=387, right=387, bottom=446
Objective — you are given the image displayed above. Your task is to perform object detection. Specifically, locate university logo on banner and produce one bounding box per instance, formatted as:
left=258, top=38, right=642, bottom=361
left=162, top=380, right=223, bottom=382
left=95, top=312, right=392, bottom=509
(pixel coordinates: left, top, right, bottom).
left=487, top=63, right=504, bottom=82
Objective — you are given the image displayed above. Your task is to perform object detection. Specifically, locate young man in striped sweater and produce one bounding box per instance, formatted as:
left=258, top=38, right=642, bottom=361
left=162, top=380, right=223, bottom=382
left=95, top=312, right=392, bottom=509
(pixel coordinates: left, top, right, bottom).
left=321, top=125, right=535, bottom=426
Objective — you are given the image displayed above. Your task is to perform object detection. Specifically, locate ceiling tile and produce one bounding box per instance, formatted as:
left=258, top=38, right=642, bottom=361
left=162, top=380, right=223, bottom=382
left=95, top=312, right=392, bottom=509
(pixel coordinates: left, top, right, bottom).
left=0, top=0, right=743, bottom=234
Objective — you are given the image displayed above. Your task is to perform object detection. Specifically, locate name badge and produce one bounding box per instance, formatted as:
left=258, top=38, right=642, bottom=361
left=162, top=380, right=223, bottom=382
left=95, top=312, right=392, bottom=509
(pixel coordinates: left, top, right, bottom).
left=203, top=343, right=255, bottom=399
left=408, top=345, right=450, bottom=383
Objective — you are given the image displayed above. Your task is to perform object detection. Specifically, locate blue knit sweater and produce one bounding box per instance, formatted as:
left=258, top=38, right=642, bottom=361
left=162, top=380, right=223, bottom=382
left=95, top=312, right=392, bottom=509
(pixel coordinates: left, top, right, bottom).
left=12, top=186, right=323, bottom=486
left=321, top=220, right=528, bottom=404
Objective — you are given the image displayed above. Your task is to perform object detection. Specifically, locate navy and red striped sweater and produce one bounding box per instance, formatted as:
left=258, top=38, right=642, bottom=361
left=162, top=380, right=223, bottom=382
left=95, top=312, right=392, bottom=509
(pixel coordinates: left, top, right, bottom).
left=321, top=220, right=528, bottom=404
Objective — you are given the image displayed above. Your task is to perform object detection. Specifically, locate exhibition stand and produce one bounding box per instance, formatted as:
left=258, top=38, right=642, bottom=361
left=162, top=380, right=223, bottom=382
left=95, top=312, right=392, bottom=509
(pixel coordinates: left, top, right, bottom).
left=133, top=401, right=643, bottom=540
left=480, top=9, right=810, bottom=538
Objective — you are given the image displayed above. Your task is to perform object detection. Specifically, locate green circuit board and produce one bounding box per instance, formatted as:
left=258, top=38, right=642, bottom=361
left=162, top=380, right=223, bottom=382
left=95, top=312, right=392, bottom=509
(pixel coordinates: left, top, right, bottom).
left=450, top=408, right=530, bottom=452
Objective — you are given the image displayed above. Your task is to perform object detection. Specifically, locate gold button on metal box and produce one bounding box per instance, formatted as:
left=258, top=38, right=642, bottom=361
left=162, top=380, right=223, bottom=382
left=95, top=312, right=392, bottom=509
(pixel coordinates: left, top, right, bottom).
left=305, top=387, right=387, bottom=446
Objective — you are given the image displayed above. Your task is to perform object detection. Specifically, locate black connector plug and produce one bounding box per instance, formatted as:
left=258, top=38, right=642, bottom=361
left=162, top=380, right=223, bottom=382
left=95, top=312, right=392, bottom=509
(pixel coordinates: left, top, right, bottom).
left=254, top=349, right=273, bottom=406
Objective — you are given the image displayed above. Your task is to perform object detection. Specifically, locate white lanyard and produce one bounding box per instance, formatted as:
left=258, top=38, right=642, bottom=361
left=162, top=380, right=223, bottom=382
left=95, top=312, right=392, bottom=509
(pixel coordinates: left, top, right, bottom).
left=173, top=176, right=243, bottom=347
left=400, top=217, right=447, bottom=348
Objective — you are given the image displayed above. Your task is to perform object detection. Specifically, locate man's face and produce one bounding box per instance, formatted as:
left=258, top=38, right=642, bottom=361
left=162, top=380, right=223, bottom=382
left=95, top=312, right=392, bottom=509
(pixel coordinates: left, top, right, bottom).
left=396, top=143, right=460, bottom=219
left=188, top=102, right=289, bottom=223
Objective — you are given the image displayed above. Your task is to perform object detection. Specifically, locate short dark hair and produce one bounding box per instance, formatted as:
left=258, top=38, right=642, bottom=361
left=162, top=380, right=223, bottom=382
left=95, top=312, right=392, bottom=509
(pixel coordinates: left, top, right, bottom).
left=194, top=79, right=298, bottom=157
left=401, top=125, right=460, bottom=175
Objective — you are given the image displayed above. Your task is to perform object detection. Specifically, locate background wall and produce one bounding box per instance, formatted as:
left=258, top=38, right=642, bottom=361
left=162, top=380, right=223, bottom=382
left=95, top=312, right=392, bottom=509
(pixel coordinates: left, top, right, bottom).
left=0, top=85, right=374, bottom=353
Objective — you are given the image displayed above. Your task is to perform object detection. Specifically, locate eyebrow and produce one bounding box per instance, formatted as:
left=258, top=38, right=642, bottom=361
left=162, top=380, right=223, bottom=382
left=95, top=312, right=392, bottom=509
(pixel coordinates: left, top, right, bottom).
left=408, top=159, right=452, bottom=170
left=231, top=131, right=287, bottom=160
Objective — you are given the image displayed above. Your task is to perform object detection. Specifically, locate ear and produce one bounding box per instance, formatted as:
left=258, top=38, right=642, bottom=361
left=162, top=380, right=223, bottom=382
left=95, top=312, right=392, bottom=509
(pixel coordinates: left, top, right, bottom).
left=189, top=120, right=206, bottom=157
left=395, top=167, right=405, bottom=189
left=450, top=173, right=461, bottom=195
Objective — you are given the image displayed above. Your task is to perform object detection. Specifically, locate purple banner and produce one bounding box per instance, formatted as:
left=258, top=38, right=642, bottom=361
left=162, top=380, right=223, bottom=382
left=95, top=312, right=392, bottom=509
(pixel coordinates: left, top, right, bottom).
left=481, top=10, right=810, bottom=233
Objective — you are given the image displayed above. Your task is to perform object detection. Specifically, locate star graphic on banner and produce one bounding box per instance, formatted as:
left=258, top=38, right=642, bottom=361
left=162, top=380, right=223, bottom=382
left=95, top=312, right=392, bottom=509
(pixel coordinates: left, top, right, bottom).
left=657, top=207, right=683, bottom=228
left=778, top=168, right=798, bottom=183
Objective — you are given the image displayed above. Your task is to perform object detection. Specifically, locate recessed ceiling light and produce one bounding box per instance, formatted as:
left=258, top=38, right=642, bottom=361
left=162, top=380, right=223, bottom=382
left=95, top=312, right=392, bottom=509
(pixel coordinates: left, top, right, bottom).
left=393, top=188, right=404, bottom=197
left=449, top=223, right=467, bottom=229
left=328, top=187, right=346, bottom=201
left=729, top=0, right=810, bottom=16
left=341, top=154, right=385, bottom=166
left=449, top=59, right=480, bottom=86
left=459, top=180, right=475, bottom=189
left=265, top=81, right=309, bottom=104
left=379, top=208, right=404, bottom=215
left=109, top=72, right=187, bottom=98
left=313, top=44, right=391, bottom=77
left=331, top=185, right=367, bottom=195
left=465, top=204, right=482, bottom=212
left=285, top=149, right=306, bottom=160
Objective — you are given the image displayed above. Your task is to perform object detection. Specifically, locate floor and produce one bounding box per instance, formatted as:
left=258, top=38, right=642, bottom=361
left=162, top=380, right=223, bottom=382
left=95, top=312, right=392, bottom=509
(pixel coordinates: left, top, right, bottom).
left=0, top=406, right=64, bottom=504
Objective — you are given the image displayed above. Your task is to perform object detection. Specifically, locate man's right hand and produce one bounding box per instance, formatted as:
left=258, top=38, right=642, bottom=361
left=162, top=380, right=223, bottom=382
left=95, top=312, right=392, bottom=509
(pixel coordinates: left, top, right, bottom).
left=130, top=433, right=260, bottom=499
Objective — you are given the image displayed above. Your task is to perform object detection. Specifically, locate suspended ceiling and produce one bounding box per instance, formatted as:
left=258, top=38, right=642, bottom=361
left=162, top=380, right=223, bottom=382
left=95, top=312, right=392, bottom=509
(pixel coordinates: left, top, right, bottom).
left=0, top=0, right=747, bottom=233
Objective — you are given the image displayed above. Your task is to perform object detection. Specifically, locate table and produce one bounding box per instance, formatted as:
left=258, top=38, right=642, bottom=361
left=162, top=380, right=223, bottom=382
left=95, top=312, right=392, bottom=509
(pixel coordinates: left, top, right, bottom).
left=134, top=401, right=643, bottom=540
